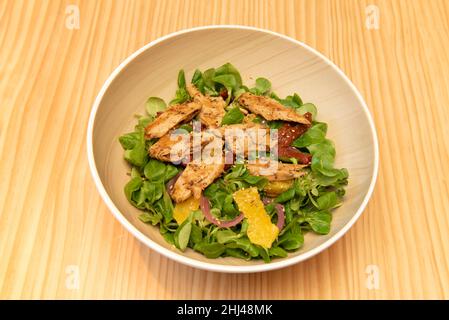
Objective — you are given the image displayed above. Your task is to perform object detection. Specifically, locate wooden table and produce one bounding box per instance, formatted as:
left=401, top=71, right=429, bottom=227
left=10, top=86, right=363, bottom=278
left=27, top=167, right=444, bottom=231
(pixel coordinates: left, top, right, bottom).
left=1, top=0, right=448, bottom=299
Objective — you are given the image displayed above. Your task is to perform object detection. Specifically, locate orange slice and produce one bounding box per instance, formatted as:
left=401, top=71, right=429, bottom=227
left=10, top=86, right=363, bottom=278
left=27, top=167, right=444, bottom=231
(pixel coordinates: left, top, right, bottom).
left=233, top=187, right=279, bottom=248
left=173, top=197, right=200, bottom=224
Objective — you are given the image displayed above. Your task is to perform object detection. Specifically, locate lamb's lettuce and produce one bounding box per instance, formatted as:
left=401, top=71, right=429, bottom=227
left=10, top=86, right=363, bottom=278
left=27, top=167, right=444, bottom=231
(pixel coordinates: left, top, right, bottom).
left=119, top=62, right=348, bottom=263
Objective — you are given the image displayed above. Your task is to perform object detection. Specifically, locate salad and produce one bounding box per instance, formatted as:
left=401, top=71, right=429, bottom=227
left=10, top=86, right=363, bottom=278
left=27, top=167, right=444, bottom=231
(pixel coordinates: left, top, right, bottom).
left=119, top=63, right=348, bottom=262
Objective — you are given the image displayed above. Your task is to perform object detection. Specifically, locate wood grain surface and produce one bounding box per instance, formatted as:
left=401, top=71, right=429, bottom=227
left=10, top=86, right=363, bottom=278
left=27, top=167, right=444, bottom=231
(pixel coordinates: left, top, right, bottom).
left=1, top=0, right=449, bottom=299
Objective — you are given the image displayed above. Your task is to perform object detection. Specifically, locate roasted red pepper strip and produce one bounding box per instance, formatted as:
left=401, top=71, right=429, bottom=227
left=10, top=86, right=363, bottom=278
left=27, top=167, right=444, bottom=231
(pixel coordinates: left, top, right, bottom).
left=277, top=112, right=312, bottom=145
left=276, top=112, right=313, bottom=164
left=219, top=88, right=228, bottom=101
left=278, top=112, right=312, bottom=146
left=278, top=146, right=312, bottom=164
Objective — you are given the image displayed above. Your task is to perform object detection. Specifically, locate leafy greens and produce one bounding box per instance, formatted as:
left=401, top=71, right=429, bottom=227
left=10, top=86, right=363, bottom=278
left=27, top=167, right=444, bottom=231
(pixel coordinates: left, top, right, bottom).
left=118, top=63, right=348, bottom=263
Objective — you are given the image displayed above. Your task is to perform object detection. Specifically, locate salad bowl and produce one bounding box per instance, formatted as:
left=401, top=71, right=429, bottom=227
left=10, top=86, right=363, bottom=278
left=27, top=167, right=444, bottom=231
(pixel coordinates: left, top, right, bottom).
left=87, top=25, right=378, bottom=273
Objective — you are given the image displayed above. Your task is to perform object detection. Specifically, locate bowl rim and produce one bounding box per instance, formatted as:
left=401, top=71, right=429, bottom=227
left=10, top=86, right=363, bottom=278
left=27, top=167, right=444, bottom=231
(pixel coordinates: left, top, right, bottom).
left=87, top=25, right=379, bottom=273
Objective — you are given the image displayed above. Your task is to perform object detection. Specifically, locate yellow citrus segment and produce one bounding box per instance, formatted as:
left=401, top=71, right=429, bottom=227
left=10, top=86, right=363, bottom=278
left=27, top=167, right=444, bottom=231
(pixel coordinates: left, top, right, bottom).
left=233, top=187, right=279, bottom=248
left=263, top=180, right=294, bottom=197
left=173, top=197, right=200, bottom=224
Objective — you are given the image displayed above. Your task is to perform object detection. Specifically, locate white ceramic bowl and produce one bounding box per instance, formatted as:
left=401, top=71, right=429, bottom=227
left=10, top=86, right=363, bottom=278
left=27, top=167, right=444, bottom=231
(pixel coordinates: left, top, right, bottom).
left=87, top=25, right=379, bottom=273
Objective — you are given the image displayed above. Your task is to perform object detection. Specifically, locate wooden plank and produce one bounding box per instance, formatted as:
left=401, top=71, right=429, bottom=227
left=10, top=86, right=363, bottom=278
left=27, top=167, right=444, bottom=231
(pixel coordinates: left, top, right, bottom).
left=0, top=0, right=448, bottom=299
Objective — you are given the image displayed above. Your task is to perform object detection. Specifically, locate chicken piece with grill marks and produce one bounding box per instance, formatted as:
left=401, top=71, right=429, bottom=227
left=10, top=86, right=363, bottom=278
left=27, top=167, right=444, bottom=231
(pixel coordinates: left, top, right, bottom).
left=171, top=161, right=225, bottom=203
left=149, top=132, right=189, bottom=163
left=149, top=129, right=219, bottom=163
left=246, top=160, right=307, bottom=181
left=145, top=102, right=201, bottom=139
left=170, top=136, right=225, bottom=203
left=238, top=92, right=310, bottom=125
left=148, top=130, right=214, bottom=163
left=220, top=122, right=275, bottom=158
left=187, top=84, right=226, bottom=128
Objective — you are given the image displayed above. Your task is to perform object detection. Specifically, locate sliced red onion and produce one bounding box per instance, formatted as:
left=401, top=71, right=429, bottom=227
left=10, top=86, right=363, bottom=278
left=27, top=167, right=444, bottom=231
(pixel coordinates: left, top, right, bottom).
left=275, top=203, right=285, bottom=230
left=200, top=194, right=244, bottom=228
left=199, top=194, right=220, bottom=225
left=262, top=197, right=274, bottom=205
left=262, top=198, right=284, bottom=229
left=166, top=171, right=182, bottom=196
left=218, top=213, right=244, bottom=228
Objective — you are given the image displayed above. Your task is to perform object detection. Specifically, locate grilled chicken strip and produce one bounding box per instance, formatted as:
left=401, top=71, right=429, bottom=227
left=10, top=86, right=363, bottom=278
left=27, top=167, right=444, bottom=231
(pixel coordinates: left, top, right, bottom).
left=187, top=84, right=226, bottom=128
left=238, top=93, right=310, bottom=125
left=170, top=132, right=225, bottom=203
left=220, top=122, right=274, bottom=157
left=219, top=121, right=266, bottom=132
left=145, top=102, right=201, bottom=139
left=171, top=160, right=225, bottom=203
left=149, top=130, right=218, bottom=163
left=149, top=132, right=189, bottom=163
left=246, top=161, right=307, bottom=181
